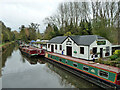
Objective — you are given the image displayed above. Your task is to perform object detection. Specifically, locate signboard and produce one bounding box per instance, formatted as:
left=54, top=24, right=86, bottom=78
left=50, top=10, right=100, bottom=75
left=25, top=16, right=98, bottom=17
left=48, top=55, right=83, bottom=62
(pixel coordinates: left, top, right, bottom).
left=66, top=39, right=72, bottom=45
left=97, top=41, right=106, bottom=45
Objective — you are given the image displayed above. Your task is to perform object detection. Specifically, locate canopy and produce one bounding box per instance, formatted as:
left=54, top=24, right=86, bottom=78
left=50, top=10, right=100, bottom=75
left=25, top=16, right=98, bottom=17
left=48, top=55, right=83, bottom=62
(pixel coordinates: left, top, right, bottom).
left=36, top=39, right=41, bottom=42
left=31, top=40, right=36, bottom=43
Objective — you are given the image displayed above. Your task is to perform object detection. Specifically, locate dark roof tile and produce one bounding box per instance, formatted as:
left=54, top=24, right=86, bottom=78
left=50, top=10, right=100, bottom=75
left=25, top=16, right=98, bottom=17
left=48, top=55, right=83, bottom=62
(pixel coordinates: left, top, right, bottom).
left=48, top=35, right=105, bottom=45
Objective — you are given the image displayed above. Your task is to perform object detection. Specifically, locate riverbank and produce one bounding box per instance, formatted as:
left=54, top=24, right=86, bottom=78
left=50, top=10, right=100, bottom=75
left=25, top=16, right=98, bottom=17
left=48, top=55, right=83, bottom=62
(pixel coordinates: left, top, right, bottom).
left=0, top=41, right=15, bottom=52
left=0, top=41, right=15, bottom=77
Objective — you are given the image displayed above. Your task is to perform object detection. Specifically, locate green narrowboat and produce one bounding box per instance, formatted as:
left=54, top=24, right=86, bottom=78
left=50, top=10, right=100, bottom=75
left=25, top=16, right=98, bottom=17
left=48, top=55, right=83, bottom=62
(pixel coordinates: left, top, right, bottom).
left=45, top=52, right=120, bottom=89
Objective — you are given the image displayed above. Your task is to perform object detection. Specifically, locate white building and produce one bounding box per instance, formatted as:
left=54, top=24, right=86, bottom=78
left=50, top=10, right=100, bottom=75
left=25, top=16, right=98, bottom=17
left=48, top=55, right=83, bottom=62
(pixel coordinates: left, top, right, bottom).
left=46, top=35, right=116, bottom=60
left=33, top=40, right=49, bottom=50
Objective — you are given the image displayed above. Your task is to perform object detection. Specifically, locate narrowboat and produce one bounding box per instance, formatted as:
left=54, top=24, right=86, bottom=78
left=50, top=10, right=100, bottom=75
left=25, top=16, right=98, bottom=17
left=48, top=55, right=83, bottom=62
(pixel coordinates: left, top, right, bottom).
left=37, top=49, right=45, bottom=56
left=19, top=44, right=30, bottom=50
left=45, top=52, right=120, bottom=89
left=21, top=47, right=38, bottom=57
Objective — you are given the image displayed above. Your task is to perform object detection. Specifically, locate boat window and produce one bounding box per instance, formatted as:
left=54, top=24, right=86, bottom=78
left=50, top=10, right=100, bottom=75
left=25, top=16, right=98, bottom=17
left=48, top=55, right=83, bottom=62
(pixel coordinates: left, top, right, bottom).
left=54, top=57, right=56, bottom=59
left=99, top=70, right=108, bottom=78
left=50, top=55, right=52, bottom=58
left=83, top=66, right=89, bottom=71
left=73, top=63, right=78, bottom=67
left=59, top=58, right=62, bottom=62
left=80, top=47, right=84, bottom=54
left=117, top=75, right=120, bottom=80
left=65, top=60, right=68, bottom=63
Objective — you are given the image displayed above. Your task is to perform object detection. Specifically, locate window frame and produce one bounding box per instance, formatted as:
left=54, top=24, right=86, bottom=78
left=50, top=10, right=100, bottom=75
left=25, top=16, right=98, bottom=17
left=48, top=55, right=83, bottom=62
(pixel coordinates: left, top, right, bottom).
left=59, top=58, right=62, bottom=62
left=93, top=47, right=97, bottom=54
left=73, top=63, right=78, bottom=67
left=117, top=74, right=120, bottom=81
left=55, top=44, right=57, bottom=50
left=98, top=70, right=109, bottom=79
left=80, top=47, right=84, bottom=54
left=83, top=65, right=89, bottom=71
left=65, top=60, right=68, bottom=64
left=48, top=44, right=50, bottom=48
left=60, top=45, right=62, bottom=50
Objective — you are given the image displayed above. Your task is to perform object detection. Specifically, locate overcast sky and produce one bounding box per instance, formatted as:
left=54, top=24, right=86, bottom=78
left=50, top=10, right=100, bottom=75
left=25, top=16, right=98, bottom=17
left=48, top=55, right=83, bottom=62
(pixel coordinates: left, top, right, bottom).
left=0, top=0, right=65, bottom=33
left=0, top=0, right=114, bottom=33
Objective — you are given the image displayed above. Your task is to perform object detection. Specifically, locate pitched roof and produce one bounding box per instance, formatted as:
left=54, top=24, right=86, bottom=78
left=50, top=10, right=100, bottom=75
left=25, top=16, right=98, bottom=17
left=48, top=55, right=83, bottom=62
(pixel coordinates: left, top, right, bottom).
left=70, top=35, right=105, bottom=45
left=48, top=36, right=67, bottom=44
left=48, top=35, right=105, bottom=45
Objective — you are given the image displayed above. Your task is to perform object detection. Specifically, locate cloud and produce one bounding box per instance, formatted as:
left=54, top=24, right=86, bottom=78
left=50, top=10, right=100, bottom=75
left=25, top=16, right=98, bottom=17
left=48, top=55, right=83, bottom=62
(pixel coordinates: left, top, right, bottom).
left=0, top=0, right=63, bottom=33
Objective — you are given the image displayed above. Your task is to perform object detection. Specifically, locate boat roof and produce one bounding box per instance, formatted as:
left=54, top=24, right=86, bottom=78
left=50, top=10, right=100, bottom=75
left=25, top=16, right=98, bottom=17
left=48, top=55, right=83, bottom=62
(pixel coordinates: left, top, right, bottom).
left=48, top=52, right=120, bottom=73
left=22, top=48, right=36, bottom=51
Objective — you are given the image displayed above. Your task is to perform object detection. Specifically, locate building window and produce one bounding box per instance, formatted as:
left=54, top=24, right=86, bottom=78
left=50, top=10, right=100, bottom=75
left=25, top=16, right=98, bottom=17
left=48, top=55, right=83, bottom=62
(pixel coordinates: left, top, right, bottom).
left=83, top=66, right=89, bottom=71
left=80, top=47, right=84, bottom=54
left=55, top=45, right=57, bottom=50
left=93, top=47, right=97, bottom=54
left=48, top=44, right=50, bottom=48
left=73, top=63, right=78, bottom=67
left=60, top=45, right=62, bottom=50
left=117, top=75, right=120, bottom=80
left=98, top=70, right=108, bottom=78
left=105, top=46, right=110, bottom=56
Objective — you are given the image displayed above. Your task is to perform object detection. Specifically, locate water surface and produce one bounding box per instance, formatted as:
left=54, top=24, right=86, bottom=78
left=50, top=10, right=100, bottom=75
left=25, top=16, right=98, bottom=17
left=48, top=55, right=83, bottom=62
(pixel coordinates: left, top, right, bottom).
left=2, top=44, right=101, bottom=88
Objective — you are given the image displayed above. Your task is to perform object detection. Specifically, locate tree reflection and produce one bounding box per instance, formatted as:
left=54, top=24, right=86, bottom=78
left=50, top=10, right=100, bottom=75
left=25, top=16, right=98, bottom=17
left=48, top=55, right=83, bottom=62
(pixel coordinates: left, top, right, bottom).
left=46, top=62, right=100, bottom=88
left=2, top=43, right=17, bottom=68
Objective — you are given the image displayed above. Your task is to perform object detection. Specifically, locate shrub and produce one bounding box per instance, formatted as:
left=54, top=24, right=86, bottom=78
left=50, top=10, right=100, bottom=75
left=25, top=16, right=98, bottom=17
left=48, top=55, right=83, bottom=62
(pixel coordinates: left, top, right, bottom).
left=116, top=64, right=120, bottom=68
left=116, top=58, right=120, bottom=61
left=114, top=50, right=120, bottom=57
left=109, top=54, right=118, bottom=60
left=103, top=60, right=111, bottom=65
left=110, top=61, right=116, bottom=66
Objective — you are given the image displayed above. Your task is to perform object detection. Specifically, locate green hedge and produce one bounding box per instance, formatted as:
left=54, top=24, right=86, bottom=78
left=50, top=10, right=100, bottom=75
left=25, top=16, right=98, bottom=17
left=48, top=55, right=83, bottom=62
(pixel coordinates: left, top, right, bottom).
left=109, top=54, right=118, bottom=60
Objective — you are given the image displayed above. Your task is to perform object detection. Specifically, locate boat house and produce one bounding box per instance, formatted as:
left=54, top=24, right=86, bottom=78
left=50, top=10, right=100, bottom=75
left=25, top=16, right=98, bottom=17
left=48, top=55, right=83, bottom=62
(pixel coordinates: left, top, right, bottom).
left=47, top=35, right=117, bottom=60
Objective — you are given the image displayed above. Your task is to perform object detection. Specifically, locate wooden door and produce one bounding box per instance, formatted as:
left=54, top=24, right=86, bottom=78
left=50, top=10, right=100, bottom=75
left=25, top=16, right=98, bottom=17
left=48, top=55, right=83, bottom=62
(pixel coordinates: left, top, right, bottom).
left=67, top=46, right=72, bottom=56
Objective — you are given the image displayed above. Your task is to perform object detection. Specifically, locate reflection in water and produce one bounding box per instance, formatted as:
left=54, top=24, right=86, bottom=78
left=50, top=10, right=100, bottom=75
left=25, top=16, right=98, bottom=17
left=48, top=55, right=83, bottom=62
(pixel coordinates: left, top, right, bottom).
left=2, top=44, right=101, bottom=88
left=21, top=53, right=45, bottom=65
left=2, top=43, right=17, bottom=68
left=46, top=63, right=100, bottom=88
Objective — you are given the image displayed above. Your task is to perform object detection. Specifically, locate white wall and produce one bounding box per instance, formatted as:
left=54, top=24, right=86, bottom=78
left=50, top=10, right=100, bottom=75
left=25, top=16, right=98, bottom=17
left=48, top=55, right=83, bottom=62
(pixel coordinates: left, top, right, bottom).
left=62, top=37, right=89, bottom=60
left=47, top=43, right=62, bottom=54
left=89, top=39, right=112, bottom=60
left=47, top=38, right=112, bottom=60
left=47, top=37, right=89, bottom=60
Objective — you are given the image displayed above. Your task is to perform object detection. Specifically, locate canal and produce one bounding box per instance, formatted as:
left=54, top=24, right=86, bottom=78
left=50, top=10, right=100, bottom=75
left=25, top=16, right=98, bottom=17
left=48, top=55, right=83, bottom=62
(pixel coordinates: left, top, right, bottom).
left=2, top=43, right=102, bottom=88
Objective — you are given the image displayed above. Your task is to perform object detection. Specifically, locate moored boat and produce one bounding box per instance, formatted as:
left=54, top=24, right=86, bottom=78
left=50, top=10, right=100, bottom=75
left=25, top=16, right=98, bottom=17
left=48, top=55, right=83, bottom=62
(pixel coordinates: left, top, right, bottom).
left=19, top=44, right=30, bottom=50
left=45, top=52, right=120, bottom=89
left=21, top=47, right=38, bottom=57
left=19, top=44, right=45, bottom=57
left=37, top=49, right=45, bottom=56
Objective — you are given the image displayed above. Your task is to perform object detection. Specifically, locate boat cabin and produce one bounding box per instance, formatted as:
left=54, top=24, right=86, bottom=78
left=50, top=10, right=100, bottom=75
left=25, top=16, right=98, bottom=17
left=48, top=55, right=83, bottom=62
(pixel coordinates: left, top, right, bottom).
left=47, top=35, right=115, bottom=60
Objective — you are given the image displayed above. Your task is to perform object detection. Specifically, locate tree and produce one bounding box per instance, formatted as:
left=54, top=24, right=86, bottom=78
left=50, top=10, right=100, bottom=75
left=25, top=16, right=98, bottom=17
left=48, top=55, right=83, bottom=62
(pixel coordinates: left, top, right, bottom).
left=37, top=29, right=41, bottom=39
left=64, top=32, right=72, bottom=36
